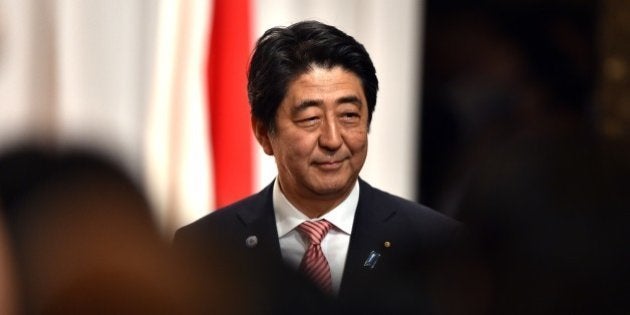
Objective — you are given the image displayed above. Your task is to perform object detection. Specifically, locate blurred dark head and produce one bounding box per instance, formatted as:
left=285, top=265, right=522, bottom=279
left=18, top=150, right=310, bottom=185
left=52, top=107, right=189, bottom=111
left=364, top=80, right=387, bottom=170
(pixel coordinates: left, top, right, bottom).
left=0, top=146, right=202, bottom=314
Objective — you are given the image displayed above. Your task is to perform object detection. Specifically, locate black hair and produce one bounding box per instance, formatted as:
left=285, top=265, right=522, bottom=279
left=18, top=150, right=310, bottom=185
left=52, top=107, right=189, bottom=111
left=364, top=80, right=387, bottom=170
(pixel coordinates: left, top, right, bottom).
left=247, top=20, right=378, bottom=131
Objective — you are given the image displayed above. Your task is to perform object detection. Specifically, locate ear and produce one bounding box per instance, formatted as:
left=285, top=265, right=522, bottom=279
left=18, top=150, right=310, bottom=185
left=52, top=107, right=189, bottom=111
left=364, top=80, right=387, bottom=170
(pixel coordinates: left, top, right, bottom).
left=252, top=117, right=274, bottom=156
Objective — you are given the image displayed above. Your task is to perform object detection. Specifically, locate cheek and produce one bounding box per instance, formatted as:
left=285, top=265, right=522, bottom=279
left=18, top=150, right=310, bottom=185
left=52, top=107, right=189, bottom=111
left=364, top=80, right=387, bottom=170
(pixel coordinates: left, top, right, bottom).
left=345, top=130, right=368, bottom=153
left=271, top=133, right=317, bottom=160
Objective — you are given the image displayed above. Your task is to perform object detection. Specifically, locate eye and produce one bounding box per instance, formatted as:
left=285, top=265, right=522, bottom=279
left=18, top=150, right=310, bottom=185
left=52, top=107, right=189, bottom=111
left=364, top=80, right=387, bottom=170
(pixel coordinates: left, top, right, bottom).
left=296, top=116, right=321, bottom=127
left=340, top=112, right=360, bottom=123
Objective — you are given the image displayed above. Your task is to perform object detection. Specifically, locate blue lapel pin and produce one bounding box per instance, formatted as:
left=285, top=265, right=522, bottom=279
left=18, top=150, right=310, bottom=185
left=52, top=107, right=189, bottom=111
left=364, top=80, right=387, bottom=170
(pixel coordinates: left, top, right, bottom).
left=363, top=250, right=381, bottom=269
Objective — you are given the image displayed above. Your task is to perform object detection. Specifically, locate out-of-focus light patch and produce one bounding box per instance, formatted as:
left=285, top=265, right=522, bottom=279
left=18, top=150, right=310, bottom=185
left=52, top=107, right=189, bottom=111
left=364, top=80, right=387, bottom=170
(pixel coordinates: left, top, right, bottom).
left=145, top=0, right=212, bottom=235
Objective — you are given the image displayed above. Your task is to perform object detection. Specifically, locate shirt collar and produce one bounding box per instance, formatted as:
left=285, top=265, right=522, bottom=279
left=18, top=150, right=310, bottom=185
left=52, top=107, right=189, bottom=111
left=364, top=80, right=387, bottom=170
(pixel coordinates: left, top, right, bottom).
left=273, top=179, right=359, bottom=237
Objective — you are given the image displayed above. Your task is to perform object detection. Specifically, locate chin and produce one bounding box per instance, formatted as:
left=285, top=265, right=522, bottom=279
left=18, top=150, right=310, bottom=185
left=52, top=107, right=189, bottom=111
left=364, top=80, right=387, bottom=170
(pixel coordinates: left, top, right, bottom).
left=310, top=178, right=354, bottom=196
left=313, top=186, right=343, bottom=196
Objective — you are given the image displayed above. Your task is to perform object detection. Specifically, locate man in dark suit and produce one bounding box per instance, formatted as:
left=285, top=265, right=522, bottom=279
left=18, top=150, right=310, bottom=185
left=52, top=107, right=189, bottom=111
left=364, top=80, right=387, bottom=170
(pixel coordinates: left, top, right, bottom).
left=174, top=20, right=466, bottom=314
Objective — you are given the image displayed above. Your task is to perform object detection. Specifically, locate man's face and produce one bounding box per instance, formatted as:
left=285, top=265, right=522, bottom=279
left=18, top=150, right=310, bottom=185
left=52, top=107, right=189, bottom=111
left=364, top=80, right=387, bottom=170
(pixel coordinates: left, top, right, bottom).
left=254, top=65, right=369, bottom=207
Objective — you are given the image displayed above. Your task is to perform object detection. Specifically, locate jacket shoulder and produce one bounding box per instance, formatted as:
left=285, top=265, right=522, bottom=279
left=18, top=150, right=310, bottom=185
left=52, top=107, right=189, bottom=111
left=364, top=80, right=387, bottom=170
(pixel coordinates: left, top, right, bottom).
left=173, top=184, right=272, bottom=244
left=360, top=180, right=461, bottom=234
left=368, top=183, right=460, bottom=225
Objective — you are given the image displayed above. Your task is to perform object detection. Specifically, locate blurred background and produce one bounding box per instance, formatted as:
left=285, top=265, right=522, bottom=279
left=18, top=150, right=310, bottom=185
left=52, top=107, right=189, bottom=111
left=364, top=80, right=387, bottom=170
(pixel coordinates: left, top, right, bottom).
left=2, top=0, right=627, bottom=233
left=1, top=0, right=628, bottom=313
left=0, top=0, right=423, bottom=234
left=419, top=1, right=629, bottom=313
left=420, top=0, right=629, bottom=212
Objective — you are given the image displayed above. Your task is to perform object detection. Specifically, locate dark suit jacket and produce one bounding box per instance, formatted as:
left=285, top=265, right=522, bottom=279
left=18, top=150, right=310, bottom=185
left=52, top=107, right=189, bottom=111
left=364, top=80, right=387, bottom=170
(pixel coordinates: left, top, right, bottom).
left=173, top=179, right=464, bottom=314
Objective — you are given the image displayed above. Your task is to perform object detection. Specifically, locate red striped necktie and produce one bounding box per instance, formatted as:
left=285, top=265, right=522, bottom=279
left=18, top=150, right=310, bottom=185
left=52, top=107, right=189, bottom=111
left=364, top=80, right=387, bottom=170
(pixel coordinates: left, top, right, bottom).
left=297, top=220, right=333, bottom=294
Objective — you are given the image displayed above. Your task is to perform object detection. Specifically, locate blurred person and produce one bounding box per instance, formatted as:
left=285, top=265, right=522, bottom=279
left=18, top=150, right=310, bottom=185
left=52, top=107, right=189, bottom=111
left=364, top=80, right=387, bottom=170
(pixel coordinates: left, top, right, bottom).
left=0, top=211, right=17, bottom=315
left=455, top=131, right=630, bottom=314
left=174, top=20, right=470, bottom=314
left=0, top=147, right=214, bottom=314
left=420, top=3, right=597, bottom=213
left=0, top=145, right=59, bottom=313
left=419, top=5, right=628, bottom=313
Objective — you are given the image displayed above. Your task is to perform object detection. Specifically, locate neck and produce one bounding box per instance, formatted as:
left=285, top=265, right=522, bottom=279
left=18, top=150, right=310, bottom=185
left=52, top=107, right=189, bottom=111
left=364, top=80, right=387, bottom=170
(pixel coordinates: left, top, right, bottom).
left=278, top=180, right=354, bottom=219
left=292, top=197, right=344, bottom=219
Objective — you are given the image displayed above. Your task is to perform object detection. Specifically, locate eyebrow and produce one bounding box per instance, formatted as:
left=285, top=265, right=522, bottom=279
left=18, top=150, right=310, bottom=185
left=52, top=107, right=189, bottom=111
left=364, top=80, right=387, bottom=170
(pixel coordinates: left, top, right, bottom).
left=291, top=95, right=363, bottom=116
left=292, top=99, right=322, bottom=116
left=336, top=95, right=363, bottom=107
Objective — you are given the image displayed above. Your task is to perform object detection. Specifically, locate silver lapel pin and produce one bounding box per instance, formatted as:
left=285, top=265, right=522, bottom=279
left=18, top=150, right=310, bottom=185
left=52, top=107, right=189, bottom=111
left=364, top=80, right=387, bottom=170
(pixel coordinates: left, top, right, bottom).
left=245, top=235, right=258, bottom=248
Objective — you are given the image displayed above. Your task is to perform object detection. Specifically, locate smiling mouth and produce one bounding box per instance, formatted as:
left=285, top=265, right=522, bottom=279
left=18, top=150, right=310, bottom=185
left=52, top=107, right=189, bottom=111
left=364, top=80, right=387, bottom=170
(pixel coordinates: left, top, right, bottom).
left=313, top=160, right=344, bottom=170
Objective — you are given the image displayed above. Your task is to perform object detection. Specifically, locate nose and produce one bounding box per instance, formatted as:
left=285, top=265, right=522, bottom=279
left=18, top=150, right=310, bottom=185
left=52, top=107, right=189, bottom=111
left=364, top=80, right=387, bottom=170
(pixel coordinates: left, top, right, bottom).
left=318, top=118, right=342, bottom=152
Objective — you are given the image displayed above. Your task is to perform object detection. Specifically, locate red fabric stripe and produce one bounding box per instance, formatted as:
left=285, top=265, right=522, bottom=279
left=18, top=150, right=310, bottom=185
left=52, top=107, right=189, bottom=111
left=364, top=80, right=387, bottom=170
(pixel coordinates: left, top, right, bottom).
left=207, top=0, right=253, bottom=208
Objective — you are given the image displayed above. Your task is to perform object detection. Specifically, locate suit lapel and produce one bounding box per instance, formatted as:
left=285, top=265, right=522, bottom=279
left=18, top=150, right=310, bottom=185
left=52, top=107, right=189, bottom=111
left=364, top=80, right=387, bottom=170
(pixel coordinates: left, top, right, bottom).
left=234, top=182, right=283, bottom=265
left=339, top=179, right=397, bottom=299
left=232, top=179, right=399, bottom=299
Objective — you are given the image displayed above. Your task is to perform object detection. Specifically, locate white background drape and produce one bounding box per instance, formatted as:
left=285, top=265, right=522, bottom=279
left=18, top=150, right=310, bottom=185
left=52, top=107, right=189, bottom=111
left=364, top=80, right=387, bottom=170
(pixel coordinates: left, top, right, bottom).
left=0, top=0, right=423, bottom=235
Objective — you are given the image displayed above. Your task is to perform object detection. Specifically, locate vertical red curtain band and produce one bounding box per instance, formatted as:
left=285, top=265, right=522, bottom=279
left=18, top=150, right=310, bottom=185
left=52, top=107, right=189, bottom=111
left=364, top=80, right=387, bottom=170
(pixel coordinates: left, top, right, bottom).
left=207, top=0, right=253, bottom=208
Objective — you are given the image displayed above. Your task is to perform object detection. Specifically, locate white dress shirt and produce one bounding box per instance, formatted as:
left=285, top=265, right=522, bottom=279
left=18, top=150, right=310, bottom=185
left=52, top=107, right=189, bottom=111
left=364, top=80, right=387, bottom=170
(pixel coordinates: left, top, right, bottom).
left=273, top=179, right=359, bottom=295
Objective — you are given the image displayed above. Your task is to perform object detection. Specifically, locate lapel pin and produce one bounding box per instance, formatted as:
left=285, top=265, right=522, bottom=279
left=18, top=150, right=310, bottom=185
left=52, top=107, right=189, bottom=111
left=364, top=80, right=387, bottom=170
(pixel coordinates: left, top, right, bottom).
left=245, top=235, right=258, bottom=248
left=384, top=241, right=391, bottom=248
left=363, top=250, right=381, bottom=269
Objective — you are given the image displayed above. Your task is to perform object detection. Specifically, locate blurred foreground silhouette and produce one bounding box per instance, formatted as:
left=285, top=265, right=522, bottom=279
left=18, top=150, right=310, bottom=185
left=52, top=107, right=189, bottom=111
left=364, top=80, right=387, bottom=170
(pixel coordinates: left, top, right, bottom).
left=420, top=2, right=629, bottom=313
left=0, top=145, right=231, bottom=314
left=454, top=132, right=630, bottom=314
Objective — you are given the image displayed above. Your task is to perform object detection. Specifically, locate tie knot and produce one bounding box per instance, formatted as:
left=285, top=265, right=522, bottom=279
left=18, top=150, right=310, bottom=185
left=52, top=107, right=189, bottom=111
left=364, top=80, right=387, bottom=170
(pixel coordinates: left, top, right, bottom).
left=297, top=220, right=332, bottom=245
